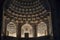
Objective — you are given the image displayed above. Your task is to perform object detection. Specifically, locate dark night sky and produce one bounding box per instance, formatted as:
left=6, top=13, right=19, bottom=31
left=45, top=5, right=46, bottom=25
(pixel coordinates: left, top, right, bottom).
left=0, top=0, right=60, bottom=40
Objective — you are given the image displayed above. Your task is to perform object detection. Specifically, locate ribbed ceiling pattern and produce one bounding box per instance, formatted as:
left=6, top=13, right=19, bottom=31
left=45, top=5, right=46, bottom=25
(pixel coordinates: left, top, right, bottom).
left=4, top=0, right=50, bottom=23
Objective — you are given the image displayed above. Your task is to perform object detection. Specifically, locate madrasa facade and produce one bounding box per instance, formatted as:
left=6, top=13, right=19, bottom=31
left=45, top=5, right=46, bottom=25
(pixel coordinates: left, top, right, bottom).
left=1, top=0, right=53, bottom=40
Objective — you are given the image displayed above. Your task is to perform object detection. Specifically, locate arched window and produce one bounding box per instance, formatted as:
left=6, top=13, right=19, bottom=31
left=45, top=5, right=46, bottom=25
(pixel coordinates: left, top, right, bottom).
left=21, top=23, right=33, bottom=38
left=6, top=22, right=17, bottom=37
left=37, top=22, right=47, bottom=37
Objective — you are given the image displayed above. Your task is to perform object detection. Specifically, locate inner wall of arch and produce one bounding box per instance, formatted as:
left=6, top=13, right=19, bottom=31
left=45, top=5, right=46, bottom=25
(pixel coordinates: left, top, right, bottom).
left=2, top=0, right=53, bottom=38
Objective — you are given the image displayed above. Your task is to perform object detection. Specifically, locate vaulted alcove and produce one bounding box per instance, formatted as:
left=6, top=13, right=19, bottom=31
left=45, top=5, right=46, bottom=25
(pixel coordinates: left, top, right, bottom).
left=1, top=0, right=53, bottom=40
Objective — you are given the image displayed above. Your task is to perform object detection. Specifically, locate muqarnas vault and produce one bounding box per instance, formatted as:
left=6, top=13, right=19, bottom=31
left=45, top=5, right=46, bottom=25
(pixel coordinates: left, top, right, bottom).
left=1, top=0, right=53, bottom=39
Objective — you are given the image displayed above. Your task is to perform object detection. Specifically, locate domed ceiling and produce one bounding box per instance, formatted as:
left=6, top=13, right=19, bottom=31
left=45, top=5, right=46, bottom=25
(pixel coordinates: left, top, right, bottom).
left=2, top=0, right=53, bottom=38
left=4, top=0, right=50, bottom=23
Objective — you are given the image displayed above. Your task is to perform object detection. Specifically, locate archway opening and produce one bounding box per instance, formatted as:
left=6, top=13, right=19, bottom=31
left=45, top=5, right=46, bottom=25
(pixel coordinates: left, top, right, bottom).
left=21, top=23, right=34, bottom=38
left=37, top=22, right=47, bottom=37
left=6, top=22, right=17, bottom=37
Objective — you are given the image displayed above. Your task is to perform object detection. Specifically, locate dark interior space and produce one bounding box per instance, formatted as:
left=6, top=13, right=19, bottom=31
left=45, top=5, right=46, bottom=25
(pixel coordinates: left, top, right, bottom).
left=0, top=0, right=60, bottom=40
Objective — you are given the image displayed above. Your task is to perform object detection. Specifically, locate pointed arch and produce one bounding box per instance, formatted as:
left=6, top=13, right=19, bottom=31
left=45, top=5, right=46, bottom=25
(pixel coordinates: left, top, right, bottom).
left=21, top=23, right=34, bottom=38
left=37, top=22, right=47, bottom=37
left=6, top=22, right=17, bottom=37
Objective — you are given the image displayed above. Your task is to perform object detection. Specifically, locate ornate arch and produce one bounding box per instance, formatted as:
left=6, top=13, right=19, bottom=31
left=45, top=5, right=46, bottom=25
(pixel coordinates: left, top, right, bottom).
left=6, top=22, right=17, bottom=37
left=21, top=23, right=34, bottom=38
left=37, top=22, right=47, bottom=37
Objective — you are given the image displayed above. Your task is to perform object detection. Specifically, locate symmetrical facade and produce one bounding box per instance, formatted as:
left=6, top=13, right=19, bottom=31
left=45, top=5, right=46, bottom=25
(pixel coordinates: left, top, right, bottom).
left=1, top=0, right=53, bottom=38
